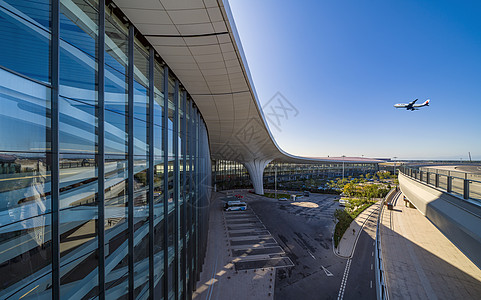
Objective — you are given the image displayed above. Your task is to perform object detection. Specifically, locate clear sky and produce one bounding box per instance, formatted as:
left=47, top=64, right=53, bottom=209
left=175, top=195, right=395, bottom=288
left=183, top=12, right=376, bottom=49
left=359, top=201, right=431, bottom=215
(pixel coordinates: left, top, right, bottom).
left=228, top=0, right=481, bottom=160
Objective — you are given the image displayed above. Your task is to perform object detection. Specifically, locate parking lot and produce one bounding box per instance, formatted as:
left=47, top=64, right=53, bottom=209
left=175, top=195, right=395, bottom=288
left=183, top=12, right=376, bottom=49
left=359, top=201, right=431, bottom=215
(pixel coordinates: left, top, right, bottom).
left=223, top=205, right=294, bottom=271
left=240, top=191, right=376, bottom=300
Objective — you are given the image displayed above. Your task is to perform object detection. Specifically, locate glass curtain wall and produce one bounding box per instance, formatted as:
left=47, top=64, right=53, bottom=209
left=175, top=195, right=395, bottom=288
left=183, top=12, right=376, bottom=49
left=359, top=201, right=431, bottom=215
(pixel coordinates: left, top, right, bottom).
left=212, top=160, right=379, bottom=192
left=0, top=1, right=211, bottom=299
left=0, top=1, right=53, bottom=298
left=212, top=160, right=250, bottom=190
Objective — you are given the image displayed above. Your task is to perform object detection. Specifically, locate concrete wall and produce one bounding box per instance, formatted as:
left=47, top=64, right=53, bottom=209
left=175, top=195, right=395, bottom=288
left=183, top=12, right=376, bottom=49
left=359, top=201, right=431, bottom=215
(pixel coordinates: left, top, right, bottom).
left=399, top=173, right=481, bottom=269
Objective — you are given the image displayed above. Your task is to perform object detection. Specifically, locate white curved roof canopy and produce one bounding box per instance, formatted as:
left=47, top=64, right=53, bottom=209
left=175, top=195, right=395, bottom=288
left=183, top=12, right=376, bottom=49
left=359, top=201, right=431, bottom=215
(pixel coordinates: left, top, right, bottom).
left=112, top=0, right=381, bottom=165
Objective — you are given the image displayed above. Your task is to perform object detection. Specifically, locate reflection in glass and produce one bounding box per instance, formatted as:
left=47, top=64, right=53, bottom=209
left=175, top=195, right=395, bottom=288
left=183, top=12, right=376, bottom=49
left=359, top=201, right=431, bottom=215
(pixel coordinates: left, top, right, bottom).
left=152, top=60, right=165, bottom=295
left=133, top=40, right=150, bottom=298
left=0, top=213, right=52, bottom=299
left=0, top=1, right=51, bottom=83
left=58, top=0, right=100, bottom=296
left=103, top=11, right=129, bottom=296
left=0, top=69, right=51, bottom=153
left=0, top=1, right=213, bottom=298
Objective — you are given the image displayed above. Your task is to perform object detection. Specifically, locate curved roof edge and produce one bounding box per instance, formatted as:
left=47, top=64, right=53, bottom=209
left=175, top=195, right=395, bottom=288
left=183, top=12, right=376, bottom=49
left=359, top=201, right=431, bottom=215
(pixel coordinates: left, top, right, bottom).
left=221, top=0, right=381, bottom=165
left=112, top=0, right=381, bottom=165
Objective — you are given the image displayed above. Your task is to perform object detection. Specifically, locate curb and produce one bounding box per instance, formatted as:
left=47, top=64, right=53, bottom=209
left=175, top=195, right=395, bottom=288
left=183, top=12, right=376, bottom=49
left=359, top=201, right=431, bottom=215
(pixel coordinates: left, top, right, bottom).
left=332, top=203, right=379, bottom=259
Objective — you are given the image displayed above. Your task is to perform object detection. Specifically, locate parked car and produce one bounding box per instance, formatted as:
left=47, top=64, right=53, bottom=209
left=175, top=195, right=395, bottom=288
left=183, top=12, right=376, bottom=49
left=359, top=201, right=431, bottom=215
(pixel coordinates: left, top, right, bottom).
left=224, top=200, right=247, bottom=211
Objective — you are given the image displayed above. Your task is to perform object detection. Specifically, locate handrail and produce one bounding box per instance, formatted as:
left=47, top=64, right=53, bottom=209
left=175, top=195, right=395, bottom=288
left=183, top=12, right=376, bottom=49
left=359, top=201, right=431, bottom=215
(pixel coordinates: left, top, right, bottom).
left=399, top=166, right=481, bottom=203
left=375, top=187, right=397, bottom=300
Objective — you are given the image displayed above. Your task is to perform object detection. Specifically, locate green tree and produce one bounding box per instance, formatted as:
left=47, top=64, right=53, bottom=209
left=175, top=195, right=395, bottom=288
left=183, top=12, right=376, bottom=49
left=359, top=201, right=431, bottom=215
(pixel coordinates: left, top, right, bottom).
left=361, top=184, right=378, bottom=200
left=343, top=182, right=356, bottom=197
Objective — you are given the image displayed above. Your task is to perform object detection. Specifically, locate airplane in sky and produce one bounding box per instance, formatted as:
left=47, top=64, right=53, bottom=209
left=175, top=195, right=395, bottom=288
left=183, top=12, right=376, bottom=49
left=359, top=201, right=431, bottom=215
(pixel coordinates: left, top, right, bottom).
left=394, top=99, right=430, bottom=110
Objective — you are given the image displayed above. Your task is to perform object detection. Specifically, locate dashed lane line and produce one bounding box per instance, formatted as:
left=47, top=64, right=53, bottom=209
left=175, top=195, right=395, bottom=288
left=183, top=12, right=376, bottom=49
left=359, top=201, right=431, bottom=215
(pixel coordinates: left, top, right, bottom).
left=337, top=258, right=352, bottom=300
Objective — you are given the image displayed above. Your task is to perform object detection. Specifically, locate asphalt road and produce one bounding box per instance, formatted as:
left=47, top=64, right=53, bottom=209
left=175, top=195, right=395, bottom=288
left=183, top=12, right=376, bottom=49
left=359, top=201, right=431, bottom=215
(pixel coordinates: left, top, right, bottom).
left=342, top=207, right=378, bottom=300
left=241, top=192, right=377, bottom=300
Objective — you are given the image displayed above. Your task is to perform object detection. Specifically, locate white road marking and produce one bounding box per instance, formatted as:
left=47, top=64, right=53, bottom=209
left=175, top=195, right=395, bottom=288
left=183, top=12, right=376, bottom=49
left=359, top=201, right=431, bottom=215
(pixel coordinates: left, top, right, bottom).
left=371, top=263, right=373, bottom=270
left=321, top=265, right=334, bottom=277
left=307, top=250, right=316, bottom=260
left=372, top=251, right=374, bottom=257
left=337, top=258, right=351, bottom=300
left=370, top=280, right=373, bottom=289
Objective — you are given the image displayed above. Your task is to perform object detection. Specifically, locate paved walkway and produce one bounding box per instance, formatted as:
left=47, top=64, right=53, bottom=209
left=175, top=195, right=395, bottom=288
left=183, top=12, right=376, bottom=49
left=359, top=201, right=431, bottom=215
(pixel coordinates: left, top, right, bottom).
left=380, top=192, right=481, bottom=299
left=193, top=192, right=275, bottom=300
left=335, top=202, right=379, bottom=258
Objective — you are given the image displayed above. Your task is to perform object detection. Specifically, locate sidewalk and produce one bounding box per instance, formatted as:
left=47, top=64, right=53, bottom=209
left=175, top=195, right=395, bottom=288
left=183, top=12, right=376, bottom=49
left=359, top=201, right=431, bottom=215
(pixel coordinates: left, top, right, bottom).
left=380, top=192, right=481, bottom=299
left=335, top=203, right=379, bottom=258
left=193, top=192, right=275, bottom=300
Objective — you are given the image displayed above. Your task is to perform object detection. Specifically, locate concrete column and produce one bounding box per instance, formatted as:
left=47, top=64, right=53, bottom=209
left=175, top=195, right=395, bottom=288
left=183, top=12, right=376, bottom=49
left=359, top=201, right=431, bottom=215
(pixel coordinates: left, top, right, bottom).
left=243, top=158, right=272, bottom=195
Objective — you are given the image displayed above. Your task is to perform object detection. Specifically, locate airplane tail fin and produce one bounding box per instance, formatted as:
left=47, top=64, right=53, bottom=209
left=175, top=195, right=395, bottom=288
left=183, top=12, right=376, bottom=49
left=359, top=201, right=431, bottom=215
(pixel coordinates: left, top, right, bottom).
left=424, top=99, right=430, bottom=106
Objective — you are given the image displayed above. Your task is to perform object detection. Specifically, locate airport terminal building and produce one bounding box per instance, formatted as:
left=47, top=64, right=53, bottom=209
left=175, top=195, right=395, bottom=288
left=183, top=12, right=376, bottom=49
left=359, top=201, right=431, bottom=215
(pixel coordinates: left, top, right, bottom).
left=0, top=0, right=380, bottom=299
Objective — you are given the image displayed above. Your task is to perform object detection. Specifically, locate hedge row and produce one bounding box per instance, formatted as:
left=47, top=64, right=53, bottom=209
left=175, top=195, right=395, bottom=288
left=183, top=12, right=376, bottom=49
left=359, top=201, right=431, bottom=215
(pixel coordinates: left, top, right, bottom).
left=333, top=202, right=374, bottom=248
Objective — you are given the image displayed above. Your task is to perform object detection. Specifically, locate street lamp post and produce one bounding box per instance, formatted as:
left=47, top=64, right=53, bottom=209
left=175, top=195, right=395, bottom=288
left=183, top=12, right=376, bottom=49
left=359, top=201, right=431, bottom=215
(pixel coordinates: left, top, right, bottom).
left=275, top=164, right=278, bottom=200
left=393, top=157, right=397, bottom=175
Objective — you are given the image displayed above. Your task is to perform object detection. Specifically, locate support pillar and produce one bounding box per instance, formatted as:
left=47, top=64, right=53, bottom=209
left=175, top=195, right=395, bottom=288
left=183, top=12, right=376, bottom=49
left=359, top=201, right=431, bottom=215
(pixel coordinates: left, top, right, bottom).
left=243, top=159, right=272, bottom=195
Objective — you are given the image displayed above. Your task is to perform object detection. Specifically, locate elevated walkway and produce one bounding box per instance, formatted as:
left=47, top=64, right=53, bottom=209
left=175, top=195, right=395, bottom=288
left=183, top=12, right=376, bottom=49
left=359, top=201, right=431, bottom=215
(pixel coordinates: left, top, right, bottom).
left=380, top=191, right=481, bottom=299
left=399, top=172, right=481, bottom=267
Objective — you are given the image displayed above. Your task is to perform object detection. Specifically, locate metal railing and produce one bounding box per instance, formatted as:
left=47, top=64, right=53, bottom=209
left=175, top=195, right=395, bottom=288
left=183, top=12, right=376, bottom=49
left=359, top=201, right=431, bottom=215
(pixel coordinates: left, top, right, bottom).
left=375, top=187, right=397, bottom=300
left=400, top=166, right=481, bottom=204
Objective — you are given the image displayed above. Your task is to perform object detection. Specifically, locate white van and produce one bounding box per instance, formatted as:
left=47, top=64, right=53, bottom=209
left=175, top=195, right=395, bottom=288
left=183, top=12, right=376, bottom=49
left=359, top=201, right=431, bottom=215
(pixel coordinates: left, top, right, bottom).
left=224, top=200, right=247, bottom=211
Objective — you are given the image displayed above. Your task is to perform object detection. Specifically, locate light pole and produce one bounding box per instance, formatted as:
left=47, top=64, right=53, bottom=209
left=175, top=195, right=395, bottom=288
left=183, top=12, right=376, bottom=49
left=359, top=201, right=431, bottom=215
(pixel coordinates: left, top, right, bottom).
left=342, top=155, right=346, bottom=181
left=393, top=156, right=397, bottom=175
left=275, top=163, right=278, bottom=200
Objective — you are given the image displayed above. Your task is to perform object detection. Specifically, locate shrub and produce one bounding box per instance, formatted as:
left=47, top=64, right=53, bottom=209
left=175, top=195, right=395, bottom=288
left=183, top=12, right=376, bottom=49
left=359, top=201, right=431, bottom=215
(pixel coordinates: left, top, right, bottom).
left=333, top=201, right=375, bottom=248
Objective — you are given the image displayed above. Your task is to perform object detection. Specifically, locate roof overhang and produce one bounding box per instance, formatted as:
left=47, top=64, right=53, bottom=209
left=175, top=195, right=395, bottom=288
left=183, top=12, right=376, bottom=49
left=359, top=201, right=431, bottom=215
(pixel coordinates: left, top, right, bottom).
left=112, top=0, right=381, bottom=165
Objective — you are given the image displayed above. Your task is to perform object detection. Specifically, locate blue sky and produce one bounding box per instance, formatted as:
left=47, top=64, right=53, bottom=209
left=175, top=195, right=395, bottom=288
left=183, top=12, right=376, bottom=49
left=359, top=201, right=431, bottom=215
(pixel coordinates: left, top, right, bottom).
left=229, top=0, right=481, bottom=160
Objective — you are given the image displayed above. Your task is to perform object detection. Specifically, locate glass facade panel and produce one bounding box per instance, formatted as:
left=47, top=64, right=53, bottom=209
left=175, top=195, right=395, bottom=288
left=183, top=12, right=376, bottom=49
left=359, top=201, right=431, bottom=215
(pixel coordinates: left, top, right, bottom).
left=103, top=7, right=130, bottom=299
left=0, top=69, right=51, bottom=154
left=0, top=0, right=51, bottom=83
left=0, top=58, right=52, bottom=298
left=58, top=0, right=100, bottom=294
left=166, top=77, right=176, bottom=298
left=0, top=214, right=52, bottom=298
left=0, top=2, right=211, bottom=300
left=153, top=61, right=165, bottom=297
left=133, top=40, right=150, bottom=299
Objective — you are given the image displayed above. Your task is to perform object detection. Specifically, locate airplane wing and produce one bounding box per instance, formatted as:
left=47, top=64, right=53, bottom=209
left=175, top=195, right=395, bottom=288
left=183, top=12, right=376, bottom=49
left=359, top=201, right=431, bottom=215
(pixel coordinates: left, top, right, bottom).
left=405, top=98, right=418, bottom=110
